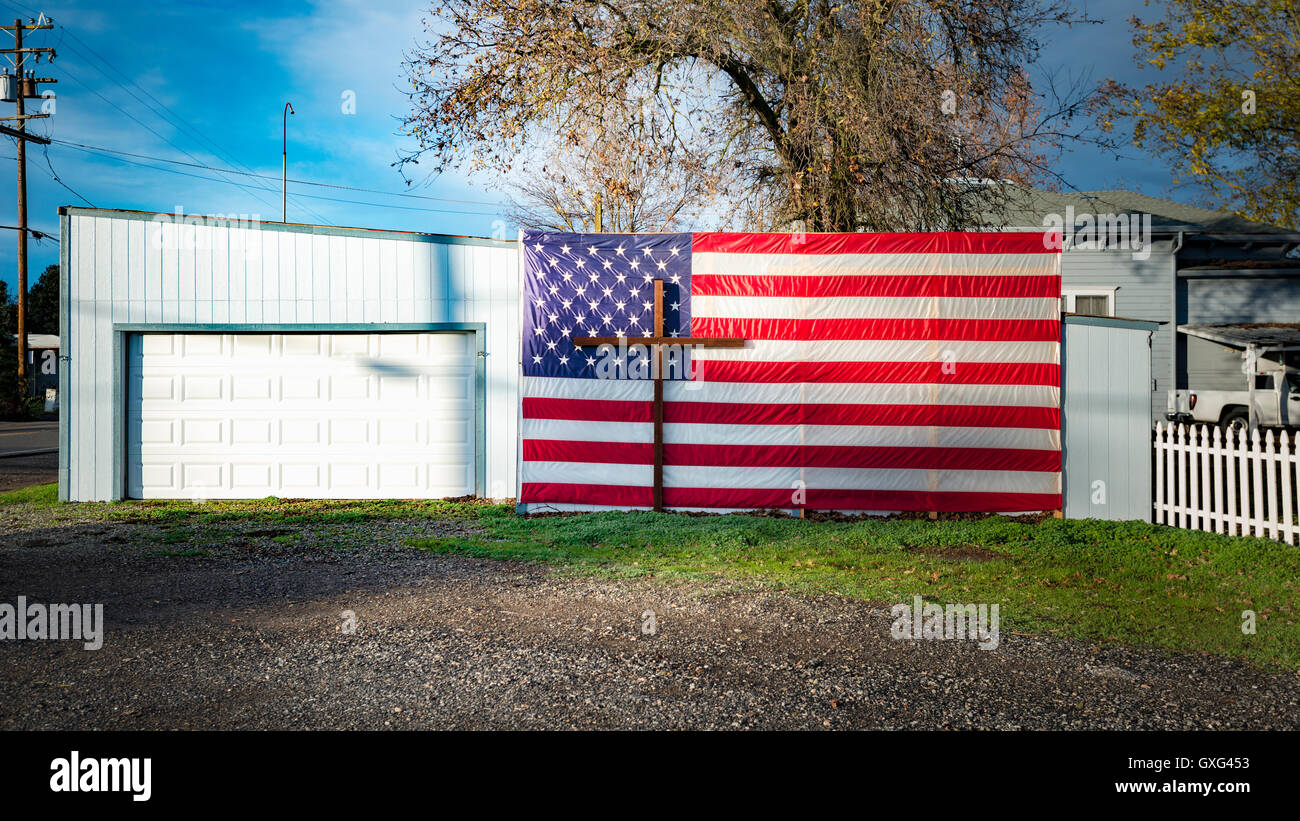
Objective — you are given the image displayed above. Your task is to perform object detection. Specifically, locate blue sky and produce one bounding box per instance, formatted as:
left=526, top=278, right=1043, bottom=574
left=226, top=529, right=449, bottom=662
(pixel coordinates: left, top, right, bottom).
left=1, top=0, right=1178, bottom=292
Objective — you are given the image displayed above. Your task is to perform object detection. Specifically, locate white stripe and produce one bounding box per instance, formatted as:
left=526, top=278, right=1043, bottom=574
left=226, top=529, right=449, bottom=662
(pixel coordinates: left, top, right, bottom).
left=526, top=376, right=1060, bottom=408
left=523, top=418, right=1060, bottom=450
left=692, top=252, right=1060, bottom=278
left=524, top=462, right=1060, bottom=494
left=691, top=339, right=1059, bottom=364
left=524, top=375, right=652, bottom=401
left=693, top=294, right=1059, bottom=320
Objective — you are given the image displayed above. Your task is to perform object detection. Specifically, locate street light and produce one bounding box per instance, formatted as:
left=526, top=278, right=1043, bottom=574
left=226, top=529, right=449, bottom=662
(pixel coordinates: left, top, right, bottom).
left=282, top=101, right=294, bottom=223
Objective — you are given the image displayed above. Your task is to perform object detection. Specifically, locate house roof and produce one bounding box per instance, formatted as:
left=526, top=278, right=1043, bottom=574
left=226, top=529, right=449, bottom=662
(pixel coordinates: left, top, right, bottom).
left=1178, top=323, right=1300, bottom=348
left=991, top=186, right=1293, bottom=235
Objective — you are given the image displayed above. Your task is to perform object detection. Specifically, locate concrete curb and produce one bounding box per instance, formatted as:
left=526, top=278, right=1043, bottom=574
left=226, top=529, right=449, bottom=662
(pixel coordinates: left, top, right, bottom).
left=0, top=448, right=58, bottom=459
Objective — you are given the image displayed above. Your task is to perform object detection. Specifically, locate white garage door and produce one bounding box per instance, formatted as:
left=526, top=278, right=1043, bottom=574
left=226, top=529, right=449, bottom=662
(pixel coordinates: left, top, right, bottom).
left=127, top=332, right=476, bottom=499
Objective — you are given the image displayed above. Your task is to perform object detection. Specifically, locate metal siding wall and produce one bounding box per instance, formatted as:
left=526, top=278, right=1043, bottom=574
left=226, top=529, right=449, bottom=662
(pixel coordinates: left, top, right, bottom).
left=62, top=212, right=520, bottom=501
left=1063, top=322, right=1152, bottom=521
left=1186, top=276, right=1300, bottom=324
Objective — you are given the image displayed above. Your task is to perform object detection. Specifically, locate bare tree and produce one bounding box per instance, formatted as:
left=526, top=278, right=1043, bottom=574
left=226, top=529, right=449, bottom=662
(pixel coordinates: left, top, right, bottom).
left=403, top=0, right=1097, bottom=232
left=501, top=101, right=727, bottom=232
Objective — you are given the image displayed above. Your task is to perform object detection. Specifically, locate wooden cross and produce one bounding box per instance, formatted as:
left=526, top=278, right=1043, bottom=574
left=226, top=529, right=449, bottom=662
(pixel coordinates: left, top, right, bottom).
left=574, top=280, right=745, bottom=511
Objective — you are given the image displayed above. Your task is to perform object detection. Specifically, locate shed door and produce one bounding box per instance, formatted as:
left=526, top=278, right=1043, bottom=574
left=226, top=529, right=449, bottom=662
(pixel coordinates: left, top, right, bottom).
left=1061, top=323, right=1152, bottom=521
left=126, top=332, right=475, bottom=499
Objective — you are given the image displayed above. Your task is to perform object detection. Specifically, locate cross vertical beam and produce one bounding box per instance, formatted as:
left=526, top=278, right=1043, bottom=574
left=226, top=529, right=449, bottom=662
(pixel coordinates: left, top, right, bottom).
left=573, top=279, right=744, bottom=512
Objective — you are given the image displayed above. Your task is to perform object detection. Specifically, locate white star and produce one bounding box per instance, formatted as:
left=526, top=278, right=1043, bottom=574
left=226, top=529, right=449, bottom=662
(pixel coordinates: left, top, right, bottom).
left=615, top=272, right=627, bottom=283
left=559, top=355, right=569, bottom=365
left=669, top=330, right=680, bottom=337
left=588, top=299, right=600, bottom=311
left=670, top=301, right=680, bottom=311
left=629, top=314, right=640, bottom=326
left=561, top=270, right=573, bottom=282
left=629, top=259, right=640, bottom=270
left=560, top=244, right=571, bottom=255
left=533, top=326, right=545, bottom=336
left=656, top=259, right=667, bottom=271
left=602, top=287, right=613, bottom=298
left=587, top=246, right=600, bottom=256
left=585, top=356, right=596, bottom=366
left=601, top=313, right=613, bottom=326
left=575, top=258, right=586, bottom=269
left=602, top=258, right=613, bottom=270
left=549, top=284, right=560, bottom=295
left=615, top=244, right=626, bottom=257
left=561, top=299, right=572, bottom=310
left=642, top=301, right=653, bottom=313
left=670, top=274, right=682, bottom=284
left=629, top=287, right=641, bottom=299
left=532, top=355, right=542, bottom=363
left=670, top=246, right=681, bottom=256
left=561, top=327, right=571, bottom=336
left=547, top=313, right=558, bottom=324
left=643, top=248, right=654, bottom=257
left=546, top=340, right=557, bottom=350
left=533, top=242, right=544, bottom=252
left=614, top=300, right=627, bottom=312
left=642, top=272, right=653, bottom=283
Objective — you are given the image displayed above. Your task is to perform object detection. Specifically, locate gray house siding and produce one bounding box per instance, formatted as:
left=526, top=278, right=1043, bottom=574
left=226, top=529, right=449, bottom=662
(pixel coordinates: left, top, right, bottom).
left=1184, top=276, right=1300, bottom=324
left=1184, top=335, right=1244, bottom=391
left=1179, top=274, right=1300, bottom=394
left=1060, top=239, right=1176, bottom=420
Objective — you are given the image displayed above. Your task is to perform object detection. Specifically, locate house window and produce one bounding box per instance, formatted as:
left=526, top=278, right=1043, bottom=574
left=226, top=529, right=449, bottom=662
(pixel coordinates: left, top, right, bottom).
left=1062, top=288, right=1115, bottom=316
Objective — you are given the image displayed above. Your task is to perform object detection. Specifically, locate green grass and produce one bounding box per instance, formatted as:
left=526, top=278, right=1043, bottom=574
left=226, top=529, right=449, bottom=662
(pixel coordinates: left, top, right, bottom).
left=0, top=482, right=58, bottom=507
left=406, top=512, right=1300, bottom=671
left=4, top=482, right=1298, bottom=670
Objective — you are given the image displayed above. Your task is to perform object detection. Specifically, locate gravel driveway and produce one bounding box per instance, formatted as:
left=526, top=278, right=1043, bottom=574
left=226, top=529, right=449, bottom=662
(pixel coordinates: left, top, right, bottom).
left=2, top=513, right=1298, bottom=730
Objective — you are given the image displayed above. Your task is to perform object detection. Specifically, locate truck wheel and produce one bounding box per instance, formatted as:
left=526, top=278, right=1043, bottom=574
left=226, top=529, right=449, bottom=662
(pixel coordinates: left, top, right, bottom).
left=1219, top=408, right=1250, bottom=436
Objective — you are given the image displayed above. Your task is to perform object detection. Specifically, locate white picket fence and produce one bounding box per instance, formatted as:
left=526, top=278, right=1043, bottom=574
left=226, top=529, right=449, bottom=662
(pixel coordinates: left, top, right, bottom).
left=1153, top=422, right=1300, bottom=545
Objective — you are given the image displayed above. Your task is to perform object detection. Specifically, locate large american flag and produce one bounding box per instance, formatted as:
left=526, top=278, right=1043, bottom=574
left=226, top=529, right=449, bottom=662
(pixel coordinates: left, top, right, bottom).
left=519, top=230, right=1061, bottom=512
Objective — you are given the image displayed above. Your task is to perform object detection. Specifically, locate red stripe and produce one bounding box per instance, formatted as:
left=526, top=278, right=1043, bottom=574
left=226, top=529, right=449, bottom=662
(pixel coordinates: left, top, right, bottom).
left=695, top=360, right=1059, bottom=386
left=691, top=316, right=1060, bottom=342
left=691, top=231, right=1059, bottom=256
left=691, top=274, right=1061, bottom=299
left=524, top=398, right=1060, bottom=429
left=522, top=397, right=651, bottom=422
left=524, top=440, right=1060, bottom=472
left=521, top=482, right=1060, bottom=512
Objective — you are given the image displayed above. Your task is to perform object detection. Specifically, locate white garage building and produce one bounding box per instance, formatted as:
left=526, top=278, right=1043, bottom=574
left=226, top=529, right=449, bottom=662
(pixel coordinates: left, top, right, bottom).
left=58, top=207, right=520, bottom=502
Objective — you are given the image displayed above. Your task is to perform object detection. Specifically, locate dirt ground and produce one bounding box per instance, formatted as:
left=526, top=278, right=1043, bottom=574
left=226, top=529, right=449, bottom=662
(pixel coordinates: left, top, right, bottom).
left=1, top=515, right=1298, bottom=730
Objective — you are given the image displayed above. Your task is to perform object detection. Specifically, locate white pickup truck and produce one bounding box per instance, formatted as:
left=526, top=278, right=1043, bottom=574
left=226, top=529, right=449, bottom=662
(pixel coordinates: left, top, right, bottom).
left=1167, top=351, right=1300, bottom=432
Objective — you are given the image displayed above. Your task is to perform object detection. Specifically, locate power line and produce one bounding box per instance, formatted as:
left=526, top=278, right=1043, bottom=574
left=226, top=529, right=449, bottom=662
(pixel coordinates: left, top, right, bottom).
left=54, top=140, right=505, bottom=217
left=48, top=27, right=335, bottom=224
left=49, top=138, right=505, bottom=208
left=41, top=142, right=93, bottom=206
left=22, top=10, right=334, bottom=226
left=52, top=60, right=329, bottom=223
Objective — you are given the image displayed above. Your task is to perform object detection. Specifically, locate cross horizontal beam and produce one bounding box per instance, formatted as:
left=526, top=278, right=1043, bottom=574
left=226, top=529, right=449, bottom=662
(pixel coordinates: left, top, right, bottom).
left=572, top=336, right=746, bottom=348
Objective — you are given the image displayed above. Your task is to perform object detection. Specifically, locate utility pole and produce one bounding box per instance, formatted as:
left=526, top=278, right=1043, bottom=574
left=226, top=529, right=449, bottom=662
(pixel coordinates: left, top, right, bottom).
left=2, top=15, right=55, bottom=400
left=282, top=102, right=293, bottom=222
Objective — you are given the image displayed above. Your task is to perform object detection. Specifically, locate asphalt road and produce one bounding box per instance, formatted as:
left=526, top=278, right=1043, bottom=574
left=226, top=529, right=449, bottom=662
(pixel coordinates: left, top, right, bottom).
left=0, top=420, right=58, bottom=492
